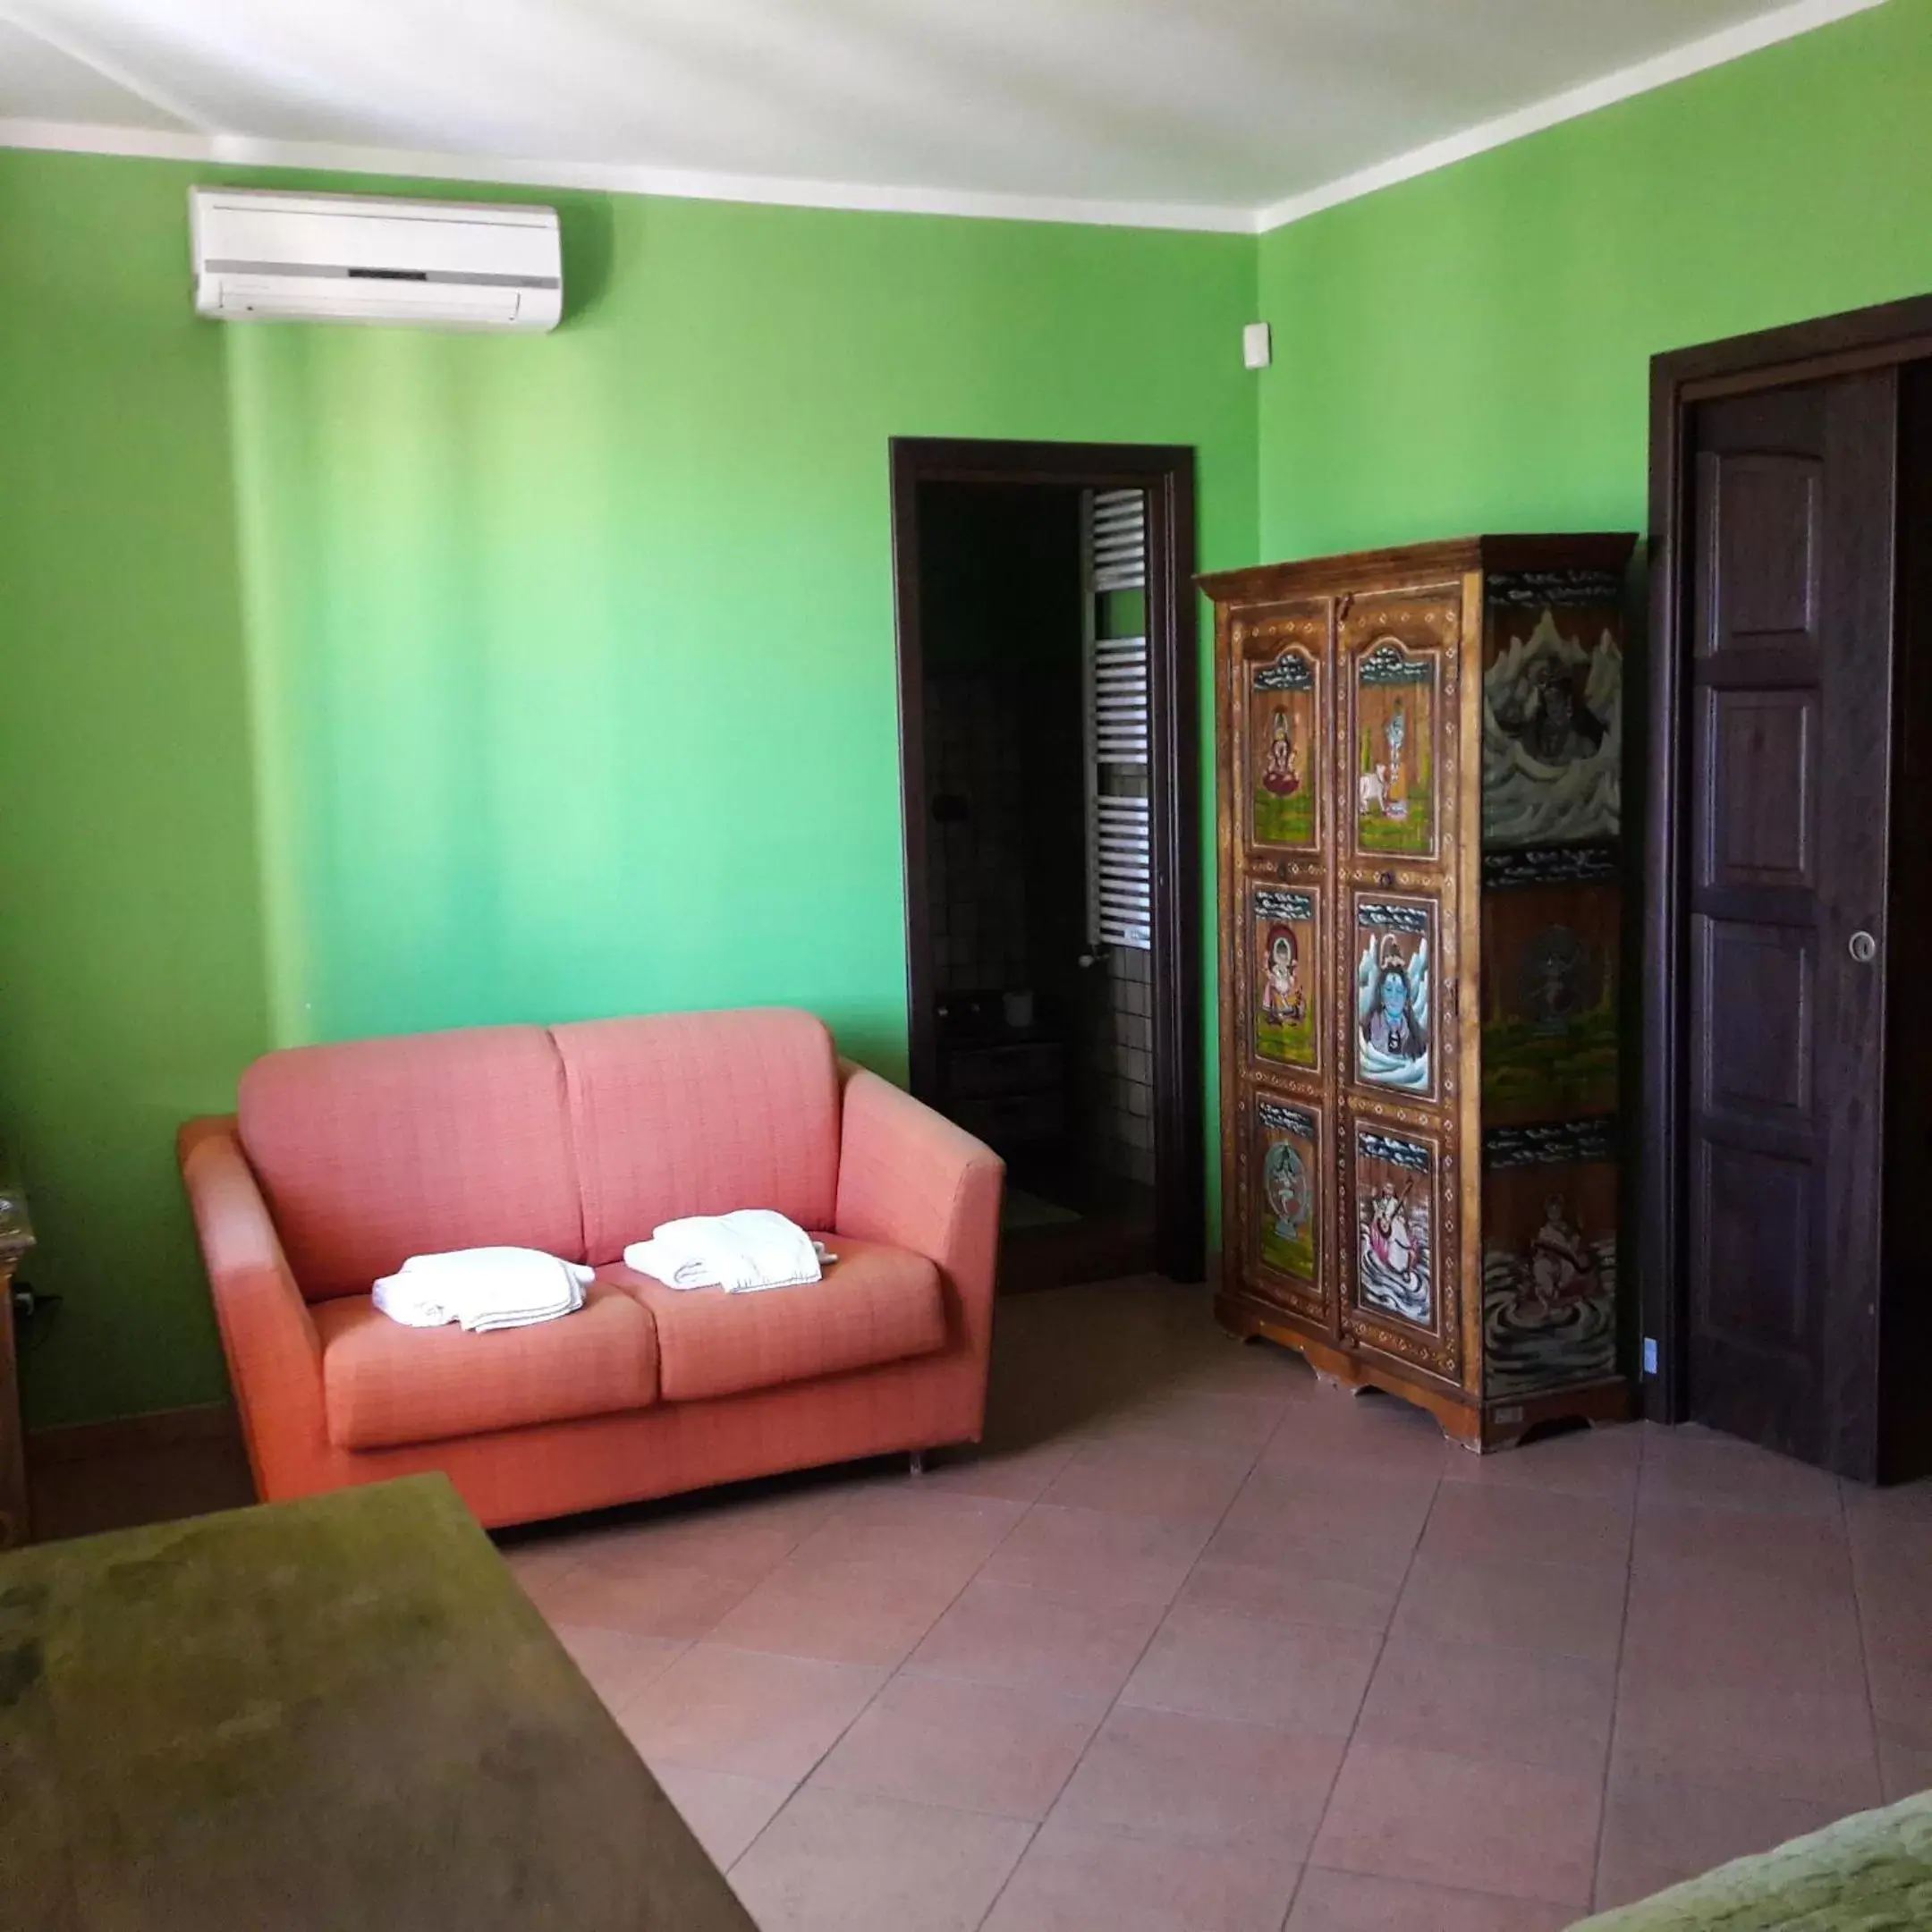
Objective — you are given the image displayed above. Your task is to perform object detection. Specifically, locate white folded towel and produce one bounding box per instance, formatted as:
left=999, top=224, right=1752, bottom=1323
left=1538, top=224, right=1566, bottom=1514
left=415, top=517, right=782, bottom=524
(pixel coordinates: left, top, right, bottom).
left=623, top=1209, right=834, bottom=1293
left=373, top=1247, right=594, bottom=1333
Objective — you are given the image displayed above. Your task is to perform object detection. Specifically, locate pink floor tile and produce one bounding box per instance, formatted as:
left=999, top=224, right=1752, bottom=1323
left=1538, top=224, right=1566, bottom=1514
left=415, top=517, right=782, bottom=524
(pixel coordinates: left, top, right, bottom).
left=919, top=1441, right=1084, bottom=1503
left=906, top=1578, right=1166, bottom=1699
left=1203, top=1515, right=1419, bottom=1593
left=701, top=1552, right=970, bottom=1668
left=1419, top=1481, right=1632, bottom=1572
left=618, top=1641, right=887, bottom=1784
left=498, top=1537, right=592, bottom=1596
left=1219, top=1462, right=1440, bottom=1550
left=1285, top=1867, right=1574, bottom=1931
left=1053, top=1703, right=1344, bottom=1855
left=1434, top=1424, right=1641, bottom=1503
left=1038, top=1436, right=1257, bottom=1523
left=1639, top=1429, right=1843, bottom=1516
left=530, top=1554, right=757, bottom=1640
left=1611, top=1677, right=1882, bottom=1809
left=1080, top=1388, right=1292, bottom=1454
left=1869, top=1656, right=1932, bottom=1751
left=1842, top=1479, right=1932, bottom=1572
left=1121, top=1603, right=1381, bottom=1735
left=982, top=1818, right=1301, bottom=1932
left=1175, top=1553, right=1399, bottom=1633
left=1310, top=1741, right=1602, bottom=1908
left=809, top=1674, right=1106, bottom=1820
left=787, top=1488, right=1026, bottom=1573
left=1592, top=1765, right=1850, bottom=1910
left=1165, top=1334, right=1322, bottom=1399
left=979, top=1504, right=1214, bottom=1606
left=1858, top=1580, right=1932, bottom=1672
left=1620, top=1563, right=1866, bottom=1695
left=1353, top=1635, right=1615, bottom=1775
left=548, top=1622, right=688, bottom=1711
left=1631, top=1500, right=1852, bottom=1587
left=648, top=1762, right=796, bottom=1869
left=477, top=1283, right=1932, bottom=1928
left=1387, top=1551, right=1625, bottom=1663
left=579, top=1487, right=846, bottom=1580
left=1258, top=1394, right=1463, bottom=1480
left=1878, top=1735, right=1932, bottom=1802
left=728, top=1787, right=1033, bottom=1932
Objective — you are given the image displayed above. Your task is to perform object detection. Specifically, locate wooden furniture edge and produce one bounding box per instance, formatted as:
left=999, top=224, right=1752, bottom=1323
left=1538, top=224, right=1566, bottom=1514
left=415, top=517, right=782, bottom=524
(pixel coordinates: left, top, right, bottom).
left=1199, top=532, right=1635, bottom=603
left=1216, top=1290, right=1631, bottom=1449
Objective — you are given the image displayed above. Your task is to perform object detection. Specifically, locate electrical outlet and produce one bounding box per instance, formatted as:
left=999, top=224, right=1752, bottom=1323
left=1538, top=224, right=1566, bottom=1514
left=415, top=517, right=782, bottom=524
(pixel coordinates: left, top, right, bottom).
left=1642, top=1335, right=1658, bottom=1377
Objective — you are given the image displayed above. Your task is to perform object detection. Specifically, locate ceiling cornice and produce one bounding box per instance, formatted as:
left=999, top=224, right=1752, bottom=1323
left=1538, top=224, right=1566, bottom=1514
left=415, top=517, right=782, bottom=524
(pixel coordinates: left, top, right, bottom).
left=1255, top=0, right=1888, bottom=232
left=0, top=0, right=1887, bottom=240
left=0, top=116, right=1259, bottom=233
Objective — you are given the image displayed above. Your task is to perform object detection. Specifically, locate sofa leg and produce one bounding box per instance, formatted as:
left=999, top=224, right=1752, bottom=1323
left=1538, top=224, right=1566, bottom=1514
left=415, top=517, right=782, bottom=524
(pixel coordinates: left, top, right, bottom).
left=908, top=1449, right=926, bottom=1477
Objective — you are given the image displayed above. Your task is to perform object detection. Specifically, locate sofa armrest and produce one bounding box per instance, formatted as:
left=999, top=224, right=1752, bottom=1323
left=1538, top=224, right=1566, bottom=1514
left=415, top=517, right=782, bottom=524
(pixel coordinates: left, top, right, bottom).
left=834, top=1063, right=1004, bottom=1362
left=178, top=1115, right=326, bottom=1500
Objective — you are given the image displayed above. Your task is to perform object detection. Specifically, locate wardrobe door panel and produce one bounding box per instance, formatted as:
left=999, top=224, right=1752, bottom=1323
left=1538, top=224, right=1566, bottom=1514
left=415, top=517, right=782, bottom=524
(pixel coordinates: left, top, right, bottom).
left=1348, top=891, right=1439, bottom=1106
left=1227, top=597, right=1337, bottom=1333
left=1341, top=1107, right=1462, bottom=1385
left=1343, top=590, right=1462, bottom=870
left=1239, top=609, right=1327, bottom=856
left=1478, top=858, right=1622, bottom=1126
left=1246, top=884, right=1323, bottom=1078
left=1241, top=1090, right=1330, bottom=1324
left=1479, top=1119, right=1619, bottom=1405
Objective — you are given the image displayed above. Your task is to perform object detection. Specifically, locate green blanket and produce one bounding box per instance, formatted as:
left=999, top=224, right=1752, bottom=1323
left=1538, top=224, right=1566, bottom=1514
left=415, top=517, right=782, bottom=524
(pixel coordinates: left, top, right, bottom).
left=1571, top=1792, right=1932, bottom=1929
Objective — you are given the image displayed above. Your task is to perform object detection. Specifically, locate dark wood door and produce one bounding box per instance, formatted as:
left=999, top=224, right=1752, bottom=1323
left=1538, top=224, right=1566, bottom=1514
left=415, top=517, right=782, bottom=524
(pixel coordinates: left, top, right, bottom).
left=1682, top=373, right=1897, bottom=1474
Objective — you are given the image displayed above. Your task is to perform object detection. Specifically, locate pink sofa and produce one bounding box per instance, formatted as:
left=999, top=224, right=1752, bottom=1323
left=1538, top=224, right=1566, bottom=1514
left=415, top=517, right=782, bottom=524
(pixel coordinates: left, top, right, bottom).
left=179, top=1009, right=1004, bottom=1529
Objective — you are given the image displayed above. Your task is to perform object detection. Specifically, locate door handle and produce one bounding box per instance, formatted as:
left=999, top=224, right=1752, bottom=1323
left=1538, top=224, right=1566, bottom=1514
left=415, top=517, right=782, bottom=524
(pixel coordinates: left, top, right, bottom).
left=1849, top=930, right=1878, bottom=965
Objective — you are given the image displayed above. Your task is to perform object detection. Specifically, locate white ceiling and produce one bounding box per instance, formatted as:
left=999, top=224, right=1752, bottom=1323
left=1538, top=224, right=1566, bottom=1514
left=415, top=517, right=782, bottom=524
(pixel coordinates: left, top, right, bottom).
left=0, top=0, right=1886, bottom=230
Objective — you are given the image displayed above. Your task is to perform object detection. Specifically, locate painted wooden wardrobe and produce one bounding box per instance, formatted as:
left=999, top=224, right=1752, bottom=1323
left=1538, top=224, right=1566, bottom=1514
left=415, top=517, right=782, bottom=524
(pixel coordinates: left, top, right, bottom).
left=1203, top=535, right=1636, bottom=1450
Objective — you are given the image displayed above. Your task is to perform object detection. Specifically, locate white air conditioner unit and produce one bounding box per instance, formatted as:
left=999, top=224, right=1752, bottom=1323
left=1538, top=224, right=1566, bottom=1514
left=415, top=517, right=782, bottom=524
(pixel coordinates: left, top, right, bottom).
left=190, top=187, right=563, bottom=332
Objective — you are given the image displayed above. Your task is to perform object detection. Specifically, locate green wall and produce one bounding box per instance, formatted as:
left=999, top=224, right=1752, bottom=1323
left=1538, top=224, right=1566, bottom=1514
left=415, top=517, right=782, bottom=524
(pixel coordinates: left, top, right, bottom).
left=0, top=156, right=271, bottom=1427
left=4, top=0, right=1928, bottom=1430
left=0, top=150, right=1256, bottom=1427
left=1258, top=0, right=1932, bottom=555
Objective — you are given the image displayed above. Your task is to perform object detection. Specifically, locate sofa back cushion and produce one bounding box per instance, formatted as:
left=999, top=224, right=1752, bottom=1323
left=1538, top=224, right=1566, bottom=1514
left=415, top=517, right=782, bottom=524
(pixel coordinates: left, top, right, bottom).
left=238, top=1025, right=583, bottom=1301
left=553, top=1009, right=841, bottom=1266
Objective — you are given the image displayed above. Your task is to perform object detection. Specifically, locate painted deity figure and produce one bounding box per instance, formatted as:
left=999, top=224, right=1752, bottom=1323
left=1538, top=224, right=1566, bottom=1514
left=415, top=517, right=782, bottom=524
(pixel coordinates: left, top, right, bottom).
left=1510, top=660, right=1607, bottom=766
left=1382, top=698, right=1409, bottom=819
left=1529, top=927, right=1586, bottom=1025
left=1260, top=708, right=1302, bottom=797
left=1261, top=925, right=1306, bottom=1026
left=1265, top=1142, right=1311, bottom=1242
left=1365, top=1184, right=1413, bottom=1278
left=1526, top=1193, right=1597, bottom=1310
left=1365, top=939, right=1424, bottom=1063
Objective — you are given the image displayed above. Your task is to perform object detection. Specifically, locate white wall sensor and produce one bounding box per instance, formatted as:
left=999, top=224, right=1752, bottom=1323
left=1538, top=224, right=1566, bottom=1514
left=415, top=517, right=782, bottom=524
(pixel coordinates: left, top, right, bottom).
left=1242, top=322, right=1272, bottom=370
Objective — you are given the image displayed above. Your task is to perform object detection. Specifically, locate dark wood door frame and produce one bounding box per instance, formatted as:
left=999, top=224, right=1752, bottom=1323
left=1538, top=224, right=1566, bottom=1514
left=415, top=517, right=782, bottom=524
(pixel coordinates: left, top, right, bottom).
left=889, top=436, right=1205, bottom=1282
left=1642, top=292, right=1932, bottom=1425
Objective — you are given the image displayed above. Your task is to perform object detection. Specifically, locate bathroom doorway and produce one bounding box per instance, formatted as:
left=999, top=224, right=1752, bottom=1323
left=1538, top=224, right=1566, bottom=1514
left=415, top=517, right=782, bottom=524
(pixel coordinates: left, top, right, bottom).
left=889, top=438, right=1203, bottom=1289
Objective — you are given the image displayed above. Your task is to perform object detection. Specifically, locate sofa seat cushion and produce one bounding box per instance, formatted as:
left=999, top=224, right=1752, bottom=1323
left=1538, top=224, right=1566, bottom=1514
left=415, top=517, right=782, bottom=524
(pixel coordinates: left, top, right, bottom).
left=314, top=1283, right=659, bottom=1450
left=605, top=1234, right=948, bottom=1404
